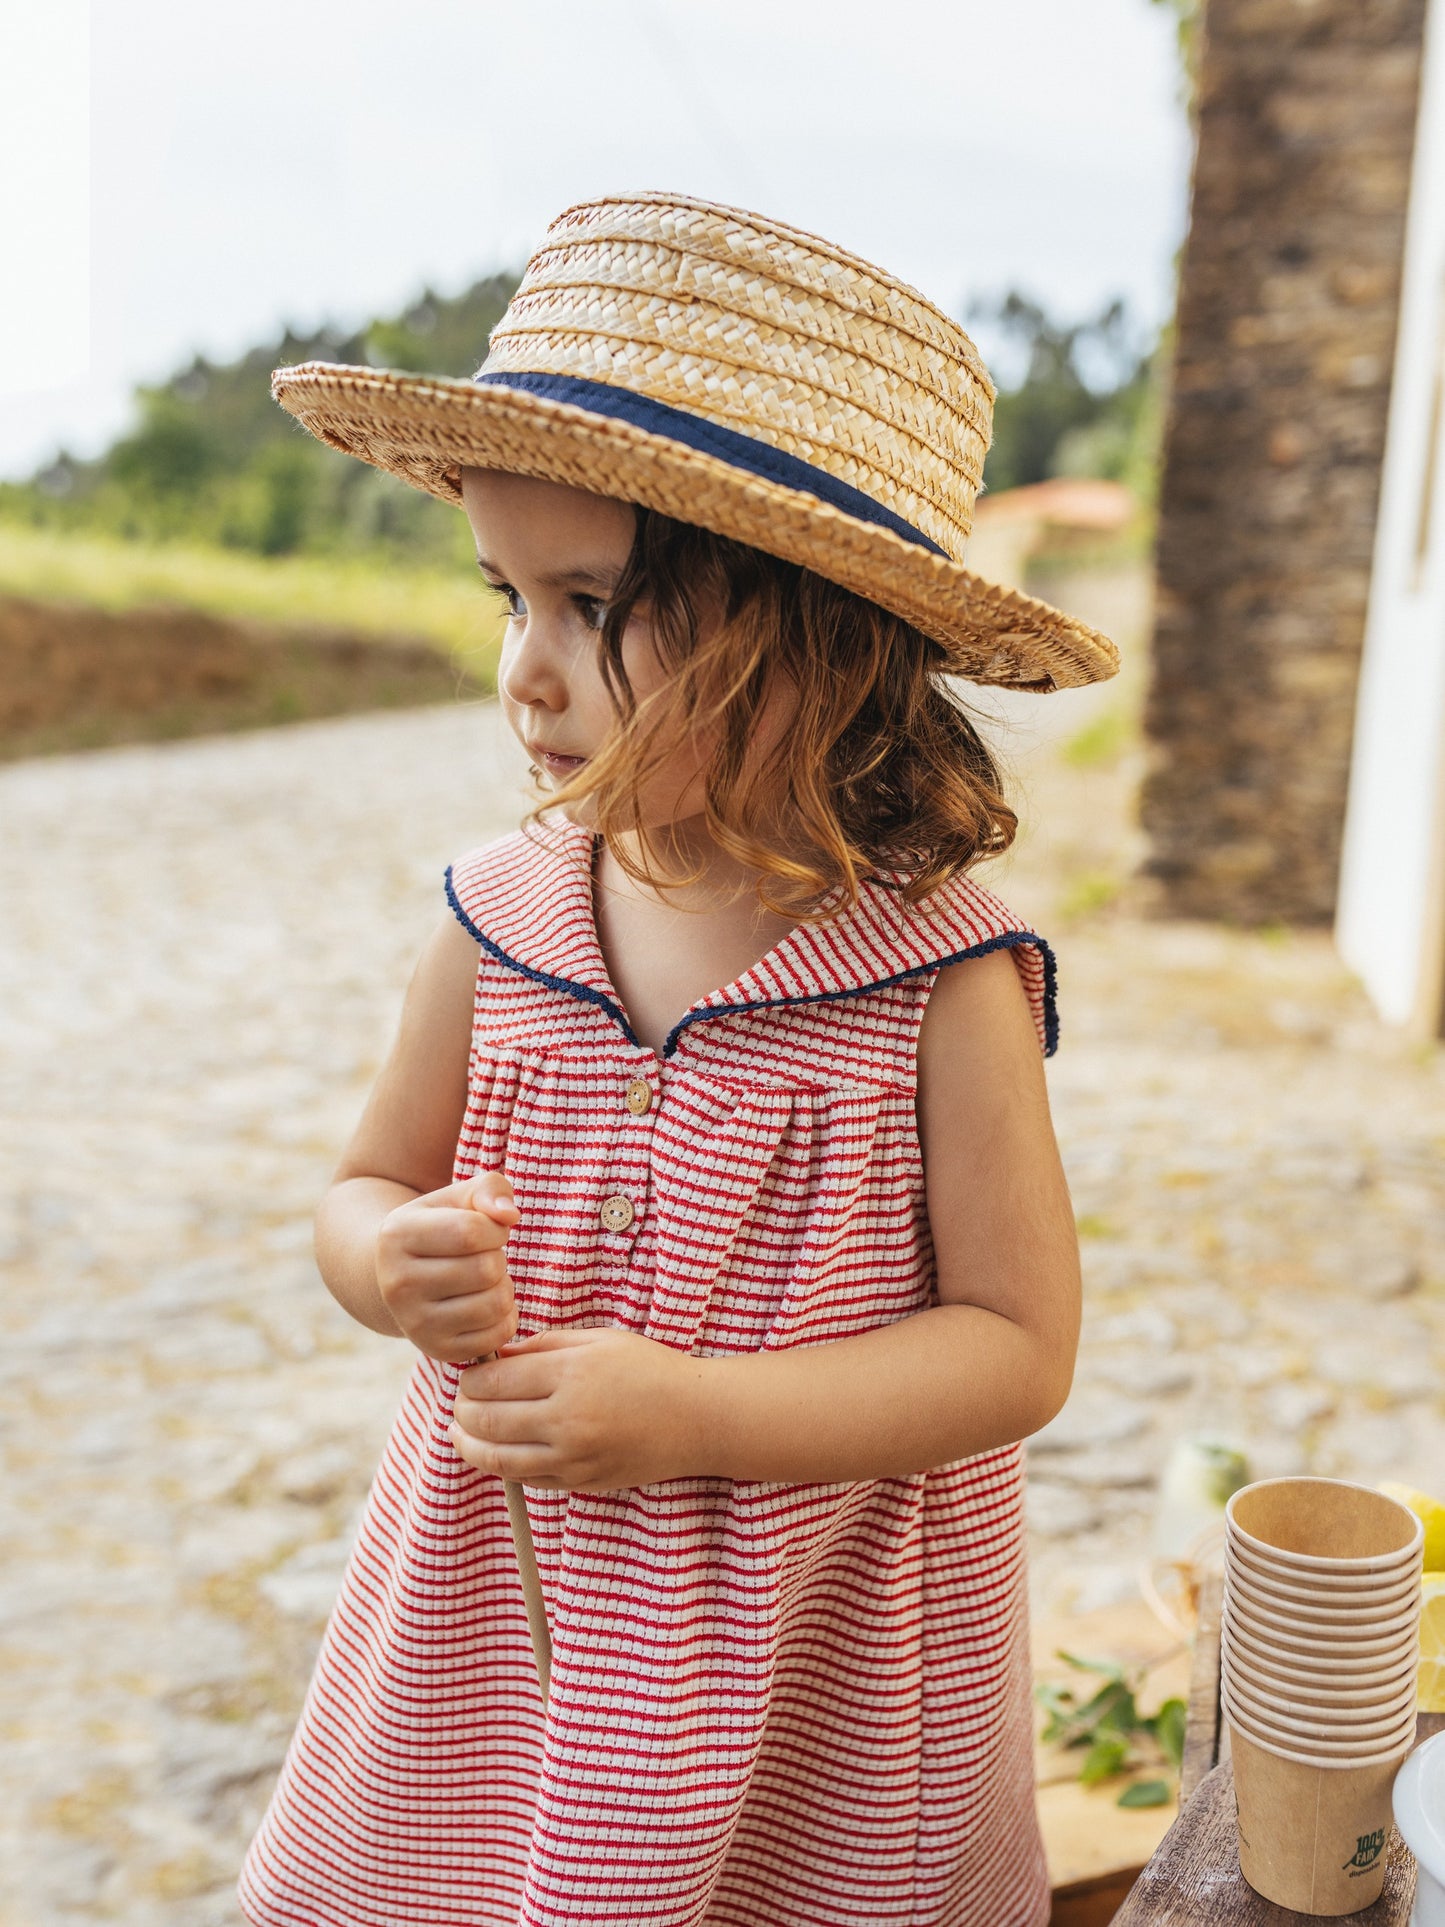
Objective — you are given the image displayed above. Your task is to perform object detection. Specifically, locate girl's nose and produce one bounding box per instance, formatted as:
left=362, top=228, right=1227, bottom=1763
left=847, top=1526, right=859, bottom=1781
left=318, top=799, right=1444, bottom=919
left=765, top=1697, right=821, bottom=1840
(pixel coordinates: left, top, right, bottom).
left=498, top=612, right=571, bottom=713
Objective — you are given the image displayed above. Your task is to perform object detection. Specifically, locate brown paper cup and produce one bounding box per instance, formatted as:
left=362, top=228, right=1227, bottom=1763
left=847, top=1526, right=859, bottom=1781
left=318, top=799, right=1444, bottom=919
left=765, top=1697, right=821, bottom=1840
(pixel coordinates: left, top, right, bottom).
left=1222, top=1626, right=1418, bottom=1706
left=1225, top=1669, right=1419, bottom=1742
left=1227, top=1556, right=1421, bottom=1616
left=1224, top=1684, right=1420, bottom=1759
left=1231, top=1721, right=1410, bottom=1914
left=1226, top=1601, right=1421, bottom=1656
left=1224, top=1613, right=1422, bottom=1678
left=1228, top=1584, right=1421, bottom=1632
left=1225, top=1649, right=1419, bottom=1717
left=1227, top=1477, right=1424, bottom=1574
left=1224, top=1591, right=1419, bottom=1654
left=1225, top=1688, right=1418, bottom=1749
left=1227, top=1525, right=1421, bottom=1584
left=1228, top=1538, right=1424, bottom=1605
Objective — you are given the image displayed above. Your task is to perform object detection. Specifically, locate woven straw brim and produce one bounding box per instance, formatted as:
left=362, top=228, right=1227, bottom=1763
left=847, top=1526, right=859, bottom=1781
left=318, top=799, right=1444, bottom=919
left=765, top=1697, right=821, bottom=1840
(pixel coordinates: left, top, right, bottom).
left=272, top=362, right=1120, bottom=692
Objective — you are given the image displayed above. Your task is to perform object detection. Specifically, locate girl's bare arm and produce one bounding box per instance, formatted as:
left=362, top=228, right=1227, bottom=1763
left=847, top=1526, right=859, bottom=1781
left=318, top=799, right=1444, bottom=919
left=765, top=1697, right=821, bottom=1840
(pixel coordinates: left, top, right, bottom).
left=314, top=911, right=496, bottom=1342
left=686, top=946, right=1082, bottom=1480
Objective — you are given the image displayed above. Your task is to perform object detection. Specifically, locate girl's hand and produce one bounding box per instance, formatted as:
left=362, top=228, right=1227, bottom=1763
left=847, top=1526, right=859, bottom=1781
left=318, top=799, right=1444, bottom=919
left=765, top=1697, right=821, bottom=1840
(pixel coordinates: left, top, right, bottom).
left=449, top=1327, right=703, bottom=1492
left=375, top=1171, right=520, bottom=1364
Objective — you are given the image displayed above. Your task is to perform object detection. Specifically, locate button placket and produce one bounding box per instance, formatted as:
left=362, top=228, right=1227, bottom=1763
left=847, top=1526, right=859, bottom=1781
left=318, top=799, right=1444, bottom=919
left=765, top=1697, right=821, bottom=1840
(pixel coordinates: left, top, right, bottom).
left=599, top=1063, right=658, bottom=1243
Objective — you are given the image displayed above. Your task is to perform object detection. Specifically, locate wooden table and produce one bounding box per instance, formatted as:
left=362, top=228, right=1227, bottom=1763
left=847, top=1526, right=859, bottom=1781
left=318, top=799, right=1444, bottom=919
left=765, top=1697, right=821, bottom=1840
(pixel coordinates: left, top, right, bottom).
left=1037, top=1599, right=1196, bottom=1926
left=1110, top=1572, right=1444, bottom=1923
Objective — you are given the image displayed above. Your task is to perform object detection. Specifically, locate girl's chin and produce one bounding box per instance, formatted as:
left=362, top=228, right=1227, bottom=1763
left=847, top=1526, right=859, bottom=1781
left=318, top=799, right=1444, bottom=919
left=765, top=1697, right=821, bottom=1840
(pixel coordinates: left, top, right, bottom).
left=550, top=796, right=595, bottom=827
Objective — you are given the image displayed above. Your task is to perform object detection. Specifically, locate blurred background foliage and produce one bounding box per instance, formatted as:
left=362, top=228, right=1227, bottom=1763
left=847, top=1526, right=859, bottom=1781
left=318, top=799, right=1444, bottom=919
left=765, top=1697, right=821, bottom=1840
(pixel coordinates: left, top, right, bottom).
left=1148, top=0, right=1203, bottom=105
left=972, top=291, right=1165, bottom=501
left=0, top=273, right=518, bottom=572
left=0, top=268, right=1164, bottom=584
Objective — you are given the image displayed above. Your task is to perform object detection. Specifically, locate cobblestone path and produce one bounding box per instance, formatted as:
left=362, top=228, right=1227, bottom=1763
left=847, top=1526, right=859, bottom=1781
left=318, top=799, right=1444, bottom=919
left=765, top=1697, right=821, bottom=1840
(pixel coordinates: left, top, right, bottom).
left=3, top=684, right=1442, bottom=1923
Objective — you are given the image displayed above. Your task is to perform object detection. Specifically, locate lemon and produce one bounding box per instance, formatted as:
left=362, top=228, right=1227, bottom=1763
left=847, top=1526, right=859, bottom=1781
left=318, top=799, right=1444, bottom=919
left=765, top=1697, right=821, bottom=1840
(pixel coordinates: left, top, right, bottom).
left=1415, top=1572, right=1445, bottom=1714
left=1377, top=1481, right=1445, bottom=1571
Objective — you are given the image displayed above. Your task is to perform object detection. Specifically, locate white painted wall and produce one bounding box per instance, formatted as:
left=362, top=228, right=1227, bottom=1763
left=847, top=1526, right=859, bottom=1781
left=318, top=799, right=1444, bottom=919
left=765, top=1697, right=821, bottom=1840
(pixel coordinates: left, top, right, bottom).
left=1337, top=0, right=1445, bottom=1034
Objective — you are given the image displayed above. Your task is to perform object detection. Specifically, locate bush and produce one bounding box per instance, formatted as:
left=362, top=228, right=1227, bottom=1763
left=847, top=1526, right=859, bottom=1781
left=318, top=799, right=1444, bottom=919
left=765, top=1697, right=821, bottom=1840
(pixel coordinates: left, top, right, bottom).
left=970, top=291, right=1164, bottom=503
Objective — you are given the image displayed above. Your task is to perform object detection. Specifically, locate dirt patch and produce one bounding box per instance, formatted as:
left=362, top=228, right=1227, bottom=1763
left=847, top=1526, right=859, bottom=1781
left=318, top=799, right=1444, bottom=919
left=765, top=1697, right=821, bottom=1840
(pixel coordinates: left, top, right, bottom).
left=0, top=594, right=490, bottom=760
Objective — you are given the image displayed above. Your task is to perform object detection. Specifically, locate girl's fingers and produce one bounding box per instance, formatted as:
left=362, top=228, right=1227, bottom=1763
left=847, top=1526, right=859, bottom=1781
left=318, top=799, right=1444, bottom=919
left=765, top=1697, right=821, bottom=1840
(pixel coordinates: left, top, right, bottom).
left=447, top=1425, right=559, bottom=1483
left=452, top=1396, right=551, bottom=1446
left=456, top=1352, right=557, bottom=1400
left=398, top=1258, right=509, bottom=1305
left=434, top=1289, right=516, bottom=1339
left=498, top=1328, right=591, bottom=1349
left=463, top=1171, right=518, bottom=1216
left=417, top=1172, right=518, bottom=1216
left=401, top=1208, right=512, bottom=1256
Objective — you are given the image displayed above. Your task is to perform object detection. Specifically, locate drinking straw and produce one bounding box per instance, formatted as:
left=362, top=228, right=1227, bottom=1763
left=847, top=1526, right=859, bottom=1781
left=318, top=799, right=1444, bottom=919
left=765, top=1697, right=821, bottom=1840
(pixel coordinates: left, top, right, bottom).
left=502, top=1475, right=552, bottom=1701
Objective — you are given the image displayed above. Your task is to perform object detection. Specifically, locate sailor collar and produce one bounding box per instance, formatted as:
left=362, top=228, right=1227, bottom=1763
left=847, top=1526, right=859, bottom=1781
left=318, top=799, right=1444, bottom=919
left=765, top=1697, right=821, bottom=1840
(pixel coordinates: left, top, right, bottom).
left=445, top=817, right=1057, bottom=1059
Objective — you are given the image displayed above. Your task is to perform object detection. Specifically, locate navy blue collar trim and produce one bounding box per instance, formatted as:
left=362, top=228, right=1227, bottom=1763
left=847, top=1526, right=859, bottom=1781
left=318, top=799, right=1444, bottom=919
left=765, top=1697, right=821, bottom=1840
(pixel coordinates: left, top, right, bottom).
left=662, top=930, right=1059, bottom=1059
left=446, top=866, right=642, bottom=1047
left=446, top=867, right=1059, bottom=1059
left=473, top=369, right=949, bottom=559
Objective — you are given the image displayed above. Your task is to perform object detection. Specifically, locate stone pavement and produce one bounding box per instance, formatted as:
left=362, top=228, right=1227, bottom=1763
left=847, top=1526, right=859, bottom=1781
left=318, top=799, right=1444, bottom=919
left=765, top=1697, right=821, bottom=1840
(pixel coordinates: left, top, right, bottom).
left=2, top=684, right=1442, bottom=1924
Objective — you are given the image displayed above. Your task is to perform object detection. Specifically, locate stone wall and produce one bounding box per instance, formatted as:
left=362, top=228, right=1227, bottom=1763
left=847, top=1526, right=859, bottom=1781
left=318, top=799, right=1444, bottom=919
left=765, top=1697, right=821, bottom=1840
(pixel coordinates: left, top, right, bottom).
left=1142, top=0, right=1428, bottom=923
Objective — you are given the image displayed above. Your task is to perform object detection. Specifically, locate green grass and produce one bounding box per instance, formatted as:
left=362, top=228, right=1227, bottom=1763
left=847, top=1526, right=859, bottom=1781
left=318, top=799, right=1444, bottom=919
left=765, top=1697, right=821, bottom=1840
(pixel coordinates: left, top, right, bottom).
left=1062, top=706, right=1135, bottom=769
left=0, top=523, right=505, bottom=663
left=1058, top=871, right=1125, bottom=922
left=1024, top=515, right=1157, bottom=581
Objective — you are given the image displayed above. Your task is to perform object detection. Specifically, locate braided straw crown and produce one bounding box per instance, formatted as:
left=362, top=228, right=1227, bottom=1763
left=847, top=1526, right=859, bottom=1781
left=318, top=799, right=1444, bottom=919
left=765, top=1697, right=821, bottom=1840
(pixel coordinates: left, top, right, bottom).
left=272, top=190, right=1119, bottom=691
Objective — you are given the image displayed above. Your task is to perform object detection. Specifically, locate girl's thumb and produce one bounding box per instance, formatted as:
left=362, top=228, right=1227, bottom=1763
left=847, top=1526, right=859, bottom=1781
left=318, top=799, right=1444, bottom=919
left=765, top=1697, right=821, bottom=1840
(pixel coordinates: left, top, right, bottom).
left=468, top=1171, right=520, bottom=1220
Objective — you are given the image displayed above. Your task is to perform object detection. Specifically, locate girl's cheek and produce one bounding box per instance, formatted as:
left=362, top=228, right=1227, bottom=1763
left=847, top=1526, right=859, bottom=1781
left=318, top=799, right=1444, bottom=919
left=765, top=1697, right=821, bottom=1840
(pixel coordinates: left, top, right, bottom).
left=646, top=750, right=711, bottom=827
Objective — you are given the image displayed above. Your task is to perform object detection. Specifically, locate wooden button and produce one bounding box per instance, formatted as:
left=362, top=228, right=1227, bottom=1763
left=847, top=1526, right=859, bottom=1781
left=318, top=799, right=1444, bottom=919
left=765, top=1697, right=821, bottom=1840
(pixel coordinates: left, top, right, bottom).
left=625, top=1078, right=653, bottom=1116
left=599, top=1193, right=635, bottom=1232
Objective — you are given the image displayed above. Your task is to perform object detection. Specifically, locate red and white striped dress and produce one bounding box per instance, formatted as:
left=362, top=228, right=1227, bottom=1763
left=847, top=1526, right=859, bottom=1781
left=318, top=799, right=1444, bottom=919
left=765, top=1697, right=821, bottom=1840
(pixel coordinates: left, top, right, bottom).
left=238, top=814, right=1058, bottom=1927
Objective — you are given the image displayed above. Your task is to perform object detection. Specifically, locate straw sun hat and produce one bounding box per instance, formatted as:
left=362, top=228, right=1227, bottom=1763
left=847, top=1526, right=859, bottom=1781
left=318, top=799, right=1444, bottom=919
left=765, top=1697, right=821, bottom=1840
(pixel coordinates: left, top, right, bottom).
left=272, top=190, right=1119, bottom=692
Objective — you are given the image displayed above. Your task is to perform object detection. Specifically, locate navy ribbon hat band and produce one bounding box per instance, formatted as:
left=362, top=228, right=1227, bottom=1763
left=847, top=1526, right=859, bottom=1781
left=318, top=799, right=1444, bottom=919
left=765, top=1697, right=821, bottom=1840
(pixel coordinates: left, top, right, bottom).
left=473, top=369, right=949, bottom=559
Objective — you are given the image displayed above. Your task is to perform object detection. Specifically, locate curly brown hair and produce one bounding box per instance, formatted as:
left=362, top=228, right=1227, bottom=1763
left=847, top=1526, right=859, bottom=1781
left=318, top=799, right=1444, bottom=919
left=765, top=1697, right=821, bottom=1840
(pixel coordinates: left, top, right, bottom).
left=523, top=505, right=1017, bottom=920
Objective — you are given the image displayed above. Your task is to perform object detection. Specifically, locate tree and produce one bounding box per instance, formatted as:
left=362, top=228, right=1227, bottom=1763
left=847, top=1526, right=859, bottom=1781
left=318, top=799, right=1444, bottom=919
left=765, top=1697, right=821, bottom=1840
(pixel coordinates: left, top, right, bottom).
left=1148, top=0, right=1204, bottom=108
left=968, top=292, right=1161, bottom=499
left=0, top=272, right=521, bottom=566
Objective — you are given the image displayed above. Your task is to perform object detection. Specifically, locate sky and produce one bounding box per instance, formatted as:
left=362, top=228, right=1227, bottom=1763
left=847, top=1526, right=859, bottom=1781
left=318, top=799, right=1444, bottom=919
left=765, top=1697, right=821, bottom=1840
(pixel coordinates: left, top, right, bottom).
left=0, top=0, right=1192, bottom=480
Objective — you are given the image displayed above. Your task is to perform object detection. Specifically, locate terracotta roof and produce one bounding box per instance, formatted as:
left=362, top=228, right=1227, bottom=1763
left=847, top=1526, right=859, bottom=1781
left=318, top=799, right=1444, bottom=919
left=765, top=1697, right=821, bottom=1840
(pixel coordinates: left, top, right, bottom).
left=973, top=476, right=1134, bottom=532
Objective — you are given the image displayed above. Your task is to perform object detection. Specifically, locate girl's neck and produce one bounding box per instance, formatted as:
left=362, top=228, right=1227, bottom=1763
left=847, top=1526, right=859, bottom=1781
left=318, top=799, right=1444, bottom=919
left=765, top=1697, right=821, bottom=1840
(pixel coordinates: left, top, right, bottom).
left=589, top=813, right=806, bottom=1056
left=597, top=813, right=735, bottom=909
left=597, top=813, right=777, bottom=914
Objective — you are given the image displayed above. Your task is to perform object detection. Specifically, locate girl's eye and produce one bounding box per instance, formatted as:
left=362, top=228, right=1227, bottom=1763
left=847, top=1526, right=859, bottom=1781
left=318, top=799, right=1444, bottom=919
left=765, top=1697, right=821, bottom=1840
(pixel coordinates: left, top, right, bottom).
left=487, top=584, right=606, bottom=630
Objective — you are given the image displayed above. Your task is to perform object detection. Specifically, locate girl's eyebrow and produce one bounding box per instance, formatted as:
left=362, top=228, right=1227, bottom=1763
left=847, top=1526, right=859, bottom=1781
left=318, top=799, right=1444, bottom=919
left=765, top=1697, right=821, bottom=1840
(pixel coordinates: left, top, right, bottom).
left=475, top=556, right=620, bottom=591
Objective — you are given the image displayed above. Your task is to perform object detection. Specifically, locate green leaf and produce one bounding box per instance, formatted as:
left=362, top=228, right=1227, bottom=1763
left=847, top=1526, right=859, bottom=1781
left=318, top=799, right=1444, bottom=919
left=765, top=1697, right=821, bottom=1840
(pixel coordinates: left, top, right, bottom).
left=1041, top=1716, right=1084, bottom=1747
left=1034, top=1683, right=1077, bottom=1714
left=1118, top=1779, right=1173, bottom=1808
left=1035, top=1683, right=1085, bottom=1748
left=1148, top=1698, right=1188, bottom=1770
left=1055, top=1649, right=1128, bottom=1683
left=1039, top=1649, right=1185, bottom=1804
left=1073, top=1680, right=1139, bottom=1732
left=1079, top=1736, right=1132, bottom=1787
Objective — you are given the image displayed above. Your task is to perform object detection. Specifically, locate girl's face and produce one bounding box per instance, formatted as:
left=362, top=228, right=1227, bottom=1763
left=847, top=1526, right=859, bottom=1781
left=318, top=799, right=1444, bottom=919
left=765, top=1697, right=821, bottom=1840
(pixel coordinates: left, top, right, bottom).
left=460, top=467, right=709, bottom=830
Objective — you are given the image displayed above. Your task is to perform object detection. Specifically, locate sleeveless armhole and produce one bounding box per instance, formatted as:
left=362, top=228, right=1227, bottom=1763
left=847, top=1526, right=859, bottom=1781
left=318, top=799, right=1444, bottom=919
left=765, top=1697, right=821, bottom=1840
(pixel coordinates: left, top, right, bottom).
left=924, top=870, right=1059, bottom=1058
left=443, top=843, right=509, bottom=1066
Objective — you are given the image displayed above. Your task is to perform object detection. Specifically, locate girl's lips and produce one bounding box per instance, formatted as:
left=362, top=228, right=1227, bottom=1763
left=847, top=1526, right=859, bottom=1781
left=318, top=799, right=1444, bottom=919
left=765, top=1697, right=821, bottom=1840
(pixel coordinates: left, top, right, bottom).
left=538, top=751, right=586, bottom=774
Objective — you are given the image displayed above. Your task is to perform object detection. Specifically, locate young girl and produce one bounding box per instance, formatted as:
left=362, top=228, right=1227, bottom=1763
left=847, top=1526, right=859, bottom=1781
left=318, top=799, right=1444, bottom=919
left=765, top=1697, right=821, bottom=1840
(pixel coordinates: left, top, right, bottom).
left=238, top=190, right=1118, bottom=1927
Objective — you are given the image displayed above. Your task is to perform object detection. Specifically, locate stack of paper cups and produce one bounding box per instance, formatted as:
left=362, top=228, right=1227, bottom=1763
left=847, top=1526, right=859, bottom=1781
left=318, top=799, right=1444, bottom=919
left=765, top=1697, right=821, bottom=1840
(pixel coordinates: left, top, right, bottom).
left=1222, top=1477, right=1424, bottom=1914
